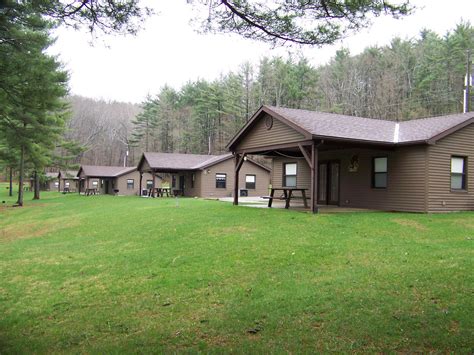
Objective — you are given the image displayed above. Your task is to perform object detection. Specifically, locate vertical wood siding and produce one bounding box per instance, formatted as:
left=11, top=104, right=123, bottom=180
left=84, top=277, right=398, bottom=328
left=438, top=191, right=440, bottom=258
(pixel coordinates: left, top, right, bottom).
left=428, top=123, right=474, bottom=212
left=236, top=114, right=305, bottom=151
left=272, top=146, right=427, bottom=211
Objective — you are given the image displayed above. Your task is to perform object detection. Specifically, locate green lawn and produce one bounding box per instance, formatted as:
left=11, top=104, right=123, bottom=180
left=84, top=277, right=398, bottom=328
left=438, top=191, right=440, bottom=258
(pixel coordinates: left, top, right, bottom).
left=0, top=186, right=473, bottom=353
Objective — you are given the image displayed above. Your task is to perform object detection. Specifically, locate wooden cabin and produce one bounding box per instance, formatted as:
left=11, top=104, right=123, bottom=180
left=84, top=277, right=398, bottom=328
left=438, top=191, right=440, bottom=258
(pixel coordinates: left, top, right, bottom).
left=137, top=153, right=271, bottom=198
left=77, top=165, right=155, bottom=196
left=227, top=105, right=474, bottom=213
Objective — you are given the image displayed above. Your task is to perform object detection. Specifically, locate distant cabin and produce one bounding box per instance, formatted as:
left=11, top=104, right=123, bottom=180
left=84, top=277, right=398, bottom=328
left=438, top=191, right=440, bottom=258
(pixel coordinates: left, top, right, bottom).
left=58, top=170, right=79, bottom=192
left=227, top=105, right=474, bottom=213
left=77, top=166, right=154, bottom=196
left=137, top=152, right=271, bottom=198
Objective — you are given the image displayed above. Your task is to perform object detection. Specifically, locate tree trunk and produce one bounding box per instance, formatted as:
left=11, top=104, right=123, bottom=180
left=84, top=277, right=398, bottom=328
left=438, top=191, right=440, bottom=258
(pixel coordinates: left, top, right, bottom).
left=33, top=171, right=40, bottom=200
left=9, top=167, right=13, bottom=197
left=16, top=145, right=25, bottom=206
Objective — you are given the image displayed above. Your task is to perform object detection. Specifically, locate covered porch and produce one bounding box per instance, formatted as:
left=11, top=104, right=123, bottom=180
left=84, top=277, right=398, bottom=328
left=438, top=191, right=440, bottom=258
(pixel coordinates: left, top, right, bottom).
left=231, top=140, right=396, bottom=213
left=226, top=106, right=406, bottom=213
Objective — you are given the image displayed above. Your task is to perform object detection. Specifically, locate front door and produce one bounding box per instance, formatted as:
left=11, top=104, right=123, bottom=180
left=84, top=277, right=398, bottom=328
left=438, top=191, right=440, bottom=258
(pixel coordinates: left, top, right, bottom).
left=317, top=161, right=340, bottom=205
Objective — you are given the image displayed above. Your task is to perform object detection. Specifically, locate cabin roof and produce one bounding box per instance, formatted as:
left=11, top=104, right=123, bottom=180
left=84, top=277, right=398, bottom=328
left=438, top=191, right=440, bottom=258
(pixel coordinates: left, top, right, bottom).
left=139, top=152, right=271, bottom=172
left=227, top=105, right=474, bottom=149
left=58, top=170, right=79, bottom=179
left=77, top=165, right=135, bottom=178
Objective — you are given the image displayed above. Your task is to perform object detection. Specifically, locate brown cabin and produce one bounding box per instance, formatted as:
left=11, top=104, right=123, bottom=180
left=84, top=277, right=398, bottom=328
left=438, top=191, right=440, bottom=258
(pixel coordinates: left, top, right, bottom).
left=137, top=152, right=271, bottom=198
left=77, top=165, right=155, bottom=196
left=58, top=170, right=79, bottom=192
left=227, top=105, right=474, bottom=213
left=29, top=172, right=59, bottom=191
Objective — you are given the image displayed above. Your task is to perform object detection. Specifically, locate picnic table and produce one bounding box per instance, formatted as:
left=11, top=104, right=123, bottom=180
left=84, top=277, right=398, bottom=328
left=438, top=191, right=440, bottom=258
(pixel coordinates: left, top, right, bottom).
left=148, top=187, right=171, bottom=197
left=85, top=187, right=98, bottom=196
left=267, top=188, right=308, bottom=209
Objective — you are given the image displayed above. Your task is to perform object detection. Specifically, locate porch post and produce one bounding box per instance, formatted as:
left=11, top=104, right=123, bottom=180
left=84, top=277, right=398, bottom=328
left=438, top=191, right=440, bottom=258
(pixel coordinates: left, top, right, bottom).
left=311, top=142, right=319, bottom=214
left=233, top=153, right=240, bottom=205
left=139, top=171, right=143, bottom=196
left=151, top=170, right=156, bottom=198
left=233, top=152, right=246, bottom=205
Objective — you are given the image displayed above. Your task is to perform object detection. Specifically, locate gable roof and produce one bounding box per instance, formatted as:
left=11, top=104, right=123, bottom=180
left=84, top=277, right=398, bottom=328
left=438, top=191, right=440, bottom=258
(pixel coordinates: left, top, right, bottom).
left=138, top=152, right=271, bottom=172
left=227, top=105, right=474, bottom=149
left=78, top=165, right=136, bottom=178
left=58, top=170, right=79, bottom=179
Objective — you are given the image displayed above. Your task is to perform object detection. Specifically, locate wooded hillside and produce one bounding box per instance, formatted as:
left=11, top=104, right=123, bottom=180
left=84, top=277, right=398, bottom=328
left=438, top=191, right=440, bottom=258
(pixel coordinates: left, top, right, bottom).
left=66, top=22, right=473, bottom=166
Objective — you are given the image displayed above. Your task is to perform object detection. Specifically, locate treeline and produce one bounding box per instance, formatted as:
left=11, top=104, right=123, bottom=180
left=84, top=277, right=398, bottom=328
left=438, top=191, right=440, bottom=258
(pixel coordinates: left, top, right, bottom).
left=63, top=96, right=141, bottom=166
left=130, top=22, right=474, bottom=158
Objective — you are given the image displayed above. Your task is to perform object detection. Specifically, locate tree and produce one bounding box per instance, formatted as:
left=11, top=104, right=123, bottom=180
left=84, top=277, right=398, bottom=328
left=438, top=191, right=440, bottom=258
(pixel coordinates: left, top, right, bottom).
left=0, top=2, right=68, bottom=206
left=195, top=0, right=412, bottom=46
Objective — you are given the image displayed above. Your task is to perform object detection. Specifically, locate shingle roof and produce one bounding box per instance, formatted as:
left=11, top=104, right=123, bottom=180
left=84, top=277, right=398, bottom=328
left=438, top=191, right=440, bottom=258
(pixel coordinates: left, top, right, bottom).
left=266, top=106, right=474, bottom=144
left=228, top=106, right=474, bottom=148
left=397, top=113, right=474, bottom=142
left=45, top=172, right=58, bottom=179
left=142, top=152, right=232, bottom=170
left=78, top=165, right=135, bottom=178
left=59, top=170, right=79, bottom=179
left=268, top=106, right=395, bottom=143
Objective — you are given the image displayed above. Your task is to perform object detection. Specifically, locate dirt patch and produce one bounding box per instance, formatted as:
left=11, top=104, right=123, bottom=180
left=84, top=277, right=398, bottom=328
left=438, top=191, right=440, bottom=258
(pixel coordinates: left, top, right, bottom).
left=451, top=218, right=474, bottom=230
left=0, top=218, right=80, bottom=243
left=392, top=218, right=428, bottom=231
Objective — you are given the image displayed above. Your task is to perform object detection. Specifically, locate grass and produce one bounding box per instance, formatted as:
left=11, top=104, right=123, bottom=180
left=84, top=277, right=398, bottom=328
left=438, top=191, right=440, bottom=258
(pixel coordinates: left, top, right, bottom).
left=0, top=185, right=473, bottom=353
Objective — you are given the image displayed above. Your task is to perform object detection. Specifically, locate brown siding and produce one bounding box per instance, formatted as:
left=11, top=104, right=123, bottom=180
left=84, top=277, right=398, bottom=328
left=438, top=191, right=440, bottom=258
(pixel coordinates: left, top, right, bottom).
left=236, top=114, right=305, bottom=151
left=272, top=157, right=311, bottom=190
left=427, top=123, right=474, bottom=212
left=199, top=158, right=271, bottom=198
left=115, top=171, right=155, bottom=196
left=60, top=178, right=79, bottom=192
left=272, top=146, right=427, bottom=212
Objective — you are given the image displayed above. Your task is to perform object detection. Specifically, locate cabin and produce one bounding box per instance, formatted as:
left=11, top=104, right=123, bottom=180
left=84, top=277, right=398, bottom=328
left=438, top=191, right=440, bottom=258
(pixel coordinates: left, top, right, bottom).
left=77, top=165, right=155, bottom=196
left=137, top=152, right=271, bottom=198
left=58, top=170, right=79, bottom=192
left=29, top=172, right=59, bottom=191
left=44, top=172, right=59, bottom=191
left=227, top=105, right=474, bottom=213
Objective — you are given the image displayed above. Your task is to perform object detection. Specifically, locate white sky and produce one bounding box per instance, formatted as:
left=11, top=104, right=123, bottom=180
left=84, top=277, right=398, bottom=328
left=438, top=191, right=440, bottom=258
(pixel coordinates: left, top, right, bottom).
left=49, top=0, right=474, bottom=104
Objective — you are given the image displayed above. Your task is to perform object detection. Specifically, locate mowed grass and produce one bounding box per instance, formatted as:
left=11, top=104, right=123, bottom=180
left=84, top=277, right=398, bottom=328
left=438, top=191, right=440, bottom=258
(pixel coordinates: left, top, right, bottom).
left=0, top=185, right=473, bottom=353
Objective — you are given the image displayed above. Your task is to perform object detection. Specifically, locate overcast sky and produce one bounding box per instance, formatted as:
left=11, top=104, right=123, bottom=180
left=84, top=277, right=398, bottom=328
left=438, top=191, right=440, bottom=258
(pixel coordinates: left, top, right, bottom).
left=49, top=0, right=474, bottom=104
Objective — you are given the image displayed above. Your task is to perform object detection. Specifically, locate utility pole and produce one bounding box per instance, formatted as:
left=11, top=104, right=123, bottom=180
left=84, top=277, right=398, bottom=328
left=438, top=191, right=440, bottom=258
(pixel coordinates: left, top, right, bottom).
left=464, top=49, right=472, bottom=113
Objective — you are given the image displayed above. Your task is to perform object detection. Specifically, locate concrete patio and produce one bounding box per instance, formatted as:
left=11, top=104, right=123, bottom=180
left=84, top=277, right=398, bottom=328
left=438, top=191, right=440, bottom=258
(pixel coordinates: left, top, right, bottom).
left=218, top=196, right=373, bottom=213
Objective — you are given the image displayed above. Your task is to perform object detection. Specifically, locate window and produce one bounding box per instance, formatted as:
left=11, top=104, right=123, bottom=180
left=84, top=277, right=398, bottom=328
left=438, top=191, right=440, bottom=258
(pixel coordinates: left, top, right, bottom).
left=54, top=182, right=59, bottom=187
left=65, top=182, right=70, bottom=188
left=283, top=163, right=297, bottom=187
left=451, top=156, right=467, bottom=190
left=172, top=175, right=176, bottom=188
left=372, top=157, right=388, bottom=188
left=246, top=174, right=256, bottom=189
left=191, top=173, right=195, bottom=188
left=146, top=180, right=153, bottom=189
left=92, top=181, right=98, bottom=187
left=216, top=173, right=227, bottom=188
left=127, top=179, right=134, bottom=189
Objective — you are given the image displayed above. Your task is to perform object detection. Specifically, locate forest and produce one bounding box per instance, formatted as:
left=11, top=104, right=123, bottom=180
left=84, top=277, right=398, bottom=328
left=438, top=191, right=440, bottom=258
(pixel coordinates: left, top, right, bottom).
left=67, top=22, right=473, bottom=167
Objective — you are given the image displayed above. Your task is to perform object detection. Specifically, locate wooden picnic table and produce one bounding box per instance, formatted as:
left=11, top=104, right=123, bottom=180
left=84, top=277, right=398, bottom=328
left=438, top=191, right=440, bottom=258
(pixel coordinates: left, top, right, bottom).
left=267, top=188, right=308, bottom=209
left=85, top=187, right=98, bottom=196
left=148, top=187, right=171, bottom=197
